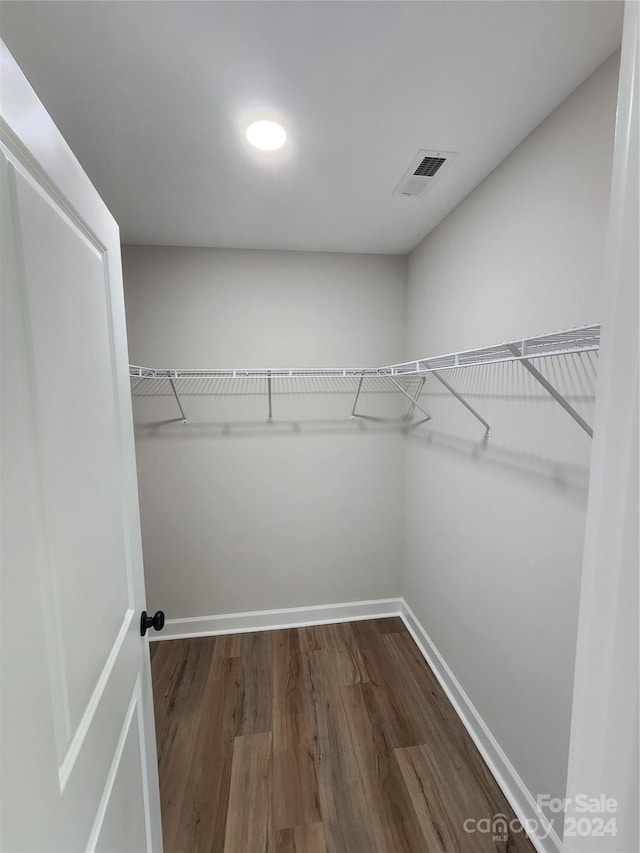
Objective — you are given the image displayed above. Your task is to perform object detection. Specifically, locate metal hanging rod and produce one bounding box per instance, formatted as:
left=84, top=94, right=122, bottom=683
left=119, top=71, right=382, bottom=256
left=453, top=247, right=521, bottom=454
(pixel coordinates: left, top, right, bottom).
left=129, top=323, right=600, bottom=436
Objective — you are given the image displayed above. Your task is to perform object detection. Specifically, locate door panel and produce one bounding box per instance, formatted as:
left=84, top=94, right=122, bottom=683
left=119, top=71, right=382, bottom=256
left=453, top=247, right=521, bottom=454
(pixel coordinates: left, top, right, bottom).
left=12, top=159, right=132, bottom=761
left=91, top=679, right=149, bottom=853
left=1, top=40, right=162, bottom=852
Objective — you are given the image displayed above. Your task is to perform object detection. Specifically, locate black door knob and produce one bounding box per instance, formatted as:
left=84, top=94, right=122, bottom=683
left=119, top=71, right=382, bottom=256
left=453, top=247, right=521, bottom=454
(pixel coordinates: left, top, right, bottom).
left=140, top=610, right=165, bottom=636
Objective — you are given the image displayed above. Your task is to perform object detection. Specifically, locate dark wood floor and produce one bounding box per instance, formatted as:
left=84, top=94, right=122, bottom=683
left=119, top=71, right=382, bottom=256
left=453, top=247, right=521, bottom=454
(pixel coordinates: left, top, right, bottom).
left=150, top=618, right=535, bottom=853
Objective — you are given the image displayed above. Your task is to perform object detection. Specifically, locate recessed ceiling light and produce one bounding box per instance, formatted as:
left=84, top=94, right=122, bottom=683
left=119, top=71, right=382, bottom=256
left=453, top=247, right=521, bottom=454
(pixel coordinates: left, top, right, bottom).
left=246, top=120, right=286, bottom=151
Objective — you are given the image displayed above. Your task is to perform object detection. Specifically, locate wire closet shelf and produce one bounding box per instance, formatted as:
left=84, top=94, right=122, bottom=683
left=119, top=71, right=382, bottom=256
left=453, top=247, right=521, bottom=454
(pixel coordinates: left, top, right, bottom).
left=130, top=323, right=600, bottom=437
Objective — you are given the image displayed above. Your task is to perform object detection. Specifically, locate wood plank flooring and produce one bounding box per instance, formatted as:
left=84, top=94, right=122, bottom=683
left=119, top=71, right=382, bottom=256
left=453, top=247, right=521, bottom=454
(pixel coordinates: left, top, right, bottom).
left=150, top=618, right=536, bottom=853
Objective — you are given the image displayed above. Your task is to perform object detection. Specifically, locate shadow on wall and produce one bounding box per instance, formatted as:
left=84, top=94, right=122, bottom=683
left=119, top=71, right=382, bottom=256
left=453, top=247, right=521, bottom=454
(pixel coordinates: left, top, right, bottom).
left=402, top=353, right=595, bottom=500
left=134, top=417, right=406, bottom=439
left=132, top=375, right=413, bottom=435
left=405, top=428, right=590, bottom=498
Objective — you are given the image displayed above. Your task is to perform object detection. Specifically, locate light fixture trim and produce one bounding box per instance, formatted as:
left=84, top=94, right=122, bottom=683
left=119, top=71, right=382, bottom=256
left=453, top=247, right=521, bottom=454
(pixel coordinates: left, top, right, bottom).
left=246, top=120, right=287, bottom=151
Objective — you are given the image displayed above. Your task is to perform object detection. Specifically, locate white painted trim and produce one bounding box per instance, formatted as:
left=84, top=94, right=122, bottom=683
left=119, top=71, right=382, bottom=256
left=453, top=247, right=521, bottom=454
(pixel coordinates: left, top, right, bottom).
left=149, top=597, right=403, bottom=641
left=399, top=599, right=562, bottom=853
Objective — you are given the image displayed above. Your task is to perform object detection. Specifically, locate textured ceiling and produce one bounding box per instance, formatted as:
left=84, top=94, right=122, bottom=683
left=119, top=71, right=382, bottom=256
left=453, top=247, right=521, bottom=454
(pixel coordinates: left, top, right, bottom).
left=0, top=1, right=623, bottom=254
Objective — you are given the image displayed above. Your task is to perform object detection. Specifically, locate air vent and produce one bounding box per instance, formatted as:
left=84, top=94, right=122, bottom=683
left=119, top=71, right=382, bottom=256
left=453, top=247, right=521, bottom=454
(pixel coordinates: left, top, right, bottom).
left=414, top=156, right=446, bottom=177
left=393, top=149, right=458, bottom=197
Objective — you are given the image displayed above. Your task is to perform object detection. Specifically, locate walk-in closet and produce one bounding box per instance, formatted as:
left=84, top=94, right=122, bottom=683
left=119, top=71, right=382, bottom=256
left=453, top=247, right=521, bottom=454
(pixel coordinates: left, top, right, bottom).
left=1, top=2, right=637, bottom=853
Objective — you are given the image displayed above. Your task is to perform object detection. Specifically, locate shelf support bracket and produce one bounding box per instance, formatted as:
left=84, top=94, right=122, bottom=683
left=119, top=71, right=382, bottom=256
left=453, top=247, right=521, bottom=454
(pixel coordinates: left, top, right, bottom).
left=430, top=369, right=492, bottom=437
left=385, top=375, right=432, bottom=422
left=267, top=371, right=273, bottom=421
left=506, top=344, right=593, bottom=437
left=168, top=377, right=188, bottom=424
left=404, top=377, right=426, bottom=422
left=350, top=375, right=365, bottom=419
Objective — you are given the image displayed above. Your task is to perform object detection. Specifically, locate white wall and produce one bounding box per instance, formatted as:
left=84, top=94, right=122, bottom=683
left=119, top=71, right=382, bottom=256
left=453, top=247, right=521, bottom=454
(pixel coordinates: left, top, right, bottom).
left=123, top=247, right=406, bottom=618
left=403, top=49, right=619, bottom=833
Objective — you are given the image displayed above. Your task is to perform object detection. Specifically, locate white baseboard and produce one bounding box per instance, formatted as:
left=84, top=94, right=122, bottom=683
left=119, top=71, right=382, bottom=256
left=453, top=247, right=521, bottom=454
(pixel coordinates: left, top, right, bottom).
left=399, top=599, right=562, bottom=853
left=150, top=597, right=403, bottom=641
left=151, top=593, right=560, bottom=853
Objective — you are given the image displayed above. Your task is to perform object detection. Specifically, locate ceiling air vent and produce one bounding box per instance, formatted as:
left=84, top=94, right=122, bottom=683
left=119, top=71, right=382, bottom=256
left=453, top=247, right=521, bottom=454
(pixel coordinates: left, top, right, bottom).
left=393, top=149, right=459, bottom=197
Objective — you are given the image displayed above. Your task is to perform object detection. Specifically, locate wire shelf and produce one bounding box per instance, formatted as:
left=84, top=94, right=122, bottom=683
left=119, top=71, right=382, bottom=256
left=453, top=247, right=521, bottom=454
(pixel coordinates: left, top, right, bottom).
left=129, top=366, right=383, bottom=380
left=130, top=324, right=600, bottom=381
left=129, top=324, right=600, bottom=436
left=380, top=324, right=601, bottom=375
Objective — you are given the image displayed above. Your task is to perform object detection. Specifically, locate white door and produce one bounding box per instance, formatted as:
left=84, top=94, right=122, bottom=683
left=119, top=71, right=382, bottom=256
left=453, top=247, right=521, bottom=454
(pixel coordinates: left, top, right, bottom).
left=0, top=41, right=163, bottom=852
